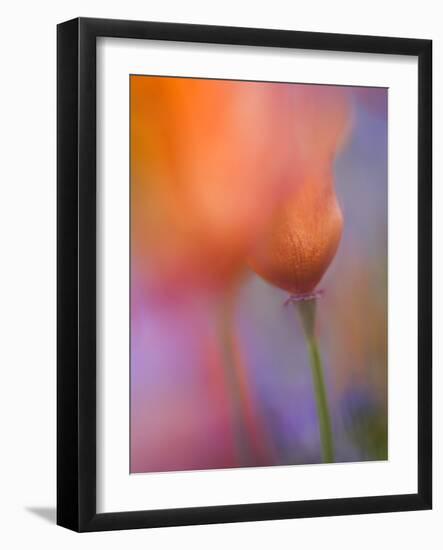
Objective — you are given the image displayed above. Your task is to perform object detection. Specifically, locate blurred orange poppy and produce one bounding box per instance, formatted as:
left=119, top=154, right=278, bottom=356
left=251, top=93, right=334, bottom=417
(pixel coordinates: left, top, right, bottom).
left=131, top=77, right=351, bottom=298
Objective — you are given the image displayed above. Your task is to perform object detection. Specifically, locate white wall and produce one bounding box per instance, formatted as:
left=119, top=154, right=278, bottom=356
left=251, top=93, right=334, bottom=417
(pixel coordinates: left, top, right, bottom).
left=0, top=1, right=440, bottom=548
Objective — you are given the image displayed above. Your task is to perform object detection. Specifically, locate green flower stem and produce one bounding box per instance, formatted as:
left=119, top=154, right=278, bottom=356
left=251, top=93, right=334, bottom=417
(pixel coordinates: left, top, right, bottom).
left=297, top=299, right=334, bottom=463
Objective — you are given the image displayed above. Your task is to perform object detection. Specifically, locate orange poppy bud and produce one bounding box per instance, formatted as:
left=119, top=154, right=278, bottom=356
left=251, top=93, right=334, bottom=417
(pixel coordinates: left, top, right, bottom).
left=248, top=86, right=351, bottom=296
left=248, top=169, right=344, bottom=295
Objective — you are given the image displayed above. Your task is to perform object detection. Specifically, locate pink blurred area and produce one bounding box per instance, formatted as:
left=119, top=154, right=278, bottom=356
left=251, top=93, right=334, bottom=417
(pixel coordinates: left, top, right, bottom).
left=131, top=296, right=235, bottom=472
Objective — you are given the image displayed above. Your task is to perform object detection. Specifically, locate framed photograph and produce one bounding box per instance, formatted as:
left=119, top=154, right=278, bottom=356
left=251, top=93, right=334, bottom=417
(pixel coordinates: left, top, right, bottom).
left=57, top=17, right=432, bottom=531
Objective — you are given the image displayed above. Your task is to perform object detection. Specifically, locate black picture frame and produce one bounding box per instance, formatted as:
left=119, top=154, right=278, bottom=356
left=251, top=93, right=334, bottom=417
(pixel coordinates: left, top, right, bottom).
left=57, top=17, right=432, bottom=532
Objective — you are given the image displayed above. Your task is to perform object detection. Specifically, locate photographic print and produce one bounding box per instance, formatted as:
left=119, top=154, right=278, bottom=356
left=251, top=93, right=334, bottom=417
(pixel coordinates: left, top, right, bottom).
left=58, top=18, right=432, bottom=531
left=130, top=75, right=388, bottom=474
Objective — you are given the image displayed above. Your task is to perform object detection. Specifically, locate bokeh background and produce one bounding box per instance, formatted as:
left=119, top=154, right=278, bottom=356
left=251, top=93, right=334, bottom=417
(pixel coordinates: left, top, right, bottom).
left=130, top=77, right=387, bottom=473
